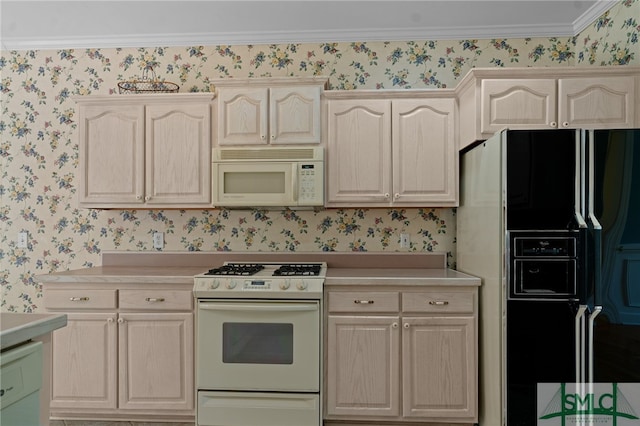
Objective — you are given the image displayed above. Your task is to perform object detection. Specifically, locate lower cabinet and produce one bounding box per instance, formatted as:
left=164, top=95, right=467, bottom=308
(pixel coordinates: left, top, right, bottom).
left=43, top=285, right=194, bottom=421
left=118, top=312, right=193, bottom=410
left=325, top=288, right=477, bottom=424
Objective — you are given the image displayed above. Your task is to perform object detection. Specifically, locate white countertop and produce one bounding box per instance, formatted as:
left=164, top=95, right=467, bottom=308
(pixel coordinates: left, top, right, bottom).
left=326, top=268, right=481, bottom=286
left=0, top=313, right=67, bottom=350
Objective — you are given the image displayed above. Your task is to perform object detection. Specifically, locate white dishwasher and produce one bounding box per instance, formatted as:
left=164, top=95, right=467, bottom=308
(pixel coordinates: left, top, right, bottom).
left=0, top=340, right=42, bottom=426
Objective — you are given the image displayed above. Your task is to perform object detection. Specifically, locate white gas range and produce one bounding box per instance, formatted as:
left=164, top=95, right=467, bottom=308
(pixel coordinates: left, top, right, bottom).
left=193, top=262, right=326, bottom=426
left=193, top=262, right=326, bottom=298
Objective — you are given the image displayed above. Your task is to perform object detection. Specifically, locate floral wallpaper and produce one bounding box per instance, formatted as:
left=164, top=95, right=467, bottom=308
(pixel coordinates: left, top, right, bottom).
left=1, top=0, right=638, bottom=313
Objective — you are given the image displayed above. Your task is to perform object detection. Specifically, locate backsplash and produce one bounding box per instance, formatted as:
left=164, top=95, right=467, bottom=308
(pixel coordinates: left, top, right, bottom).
left=1, top=0, right=638, bottom=312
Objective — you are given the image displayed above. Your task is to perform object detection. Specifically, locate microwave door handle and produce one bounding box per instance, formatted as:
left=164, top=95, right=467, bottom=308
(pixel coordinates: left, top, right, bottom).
left=199, top=303, right=318, bottom=312
left=292, top=164, right=299, bottom=202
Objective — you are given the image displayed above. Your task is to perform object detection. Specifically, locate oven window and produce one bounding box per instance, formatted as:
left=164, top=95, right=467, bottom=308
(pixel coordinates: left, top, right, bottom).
left=222, top=322, right=293, bottom=364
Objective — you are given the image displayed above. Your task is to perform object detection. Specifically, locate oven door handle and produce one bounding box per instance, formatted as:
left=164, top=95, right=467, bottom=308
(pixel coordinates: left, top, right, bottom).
left=199, top=302, right=318, bottom=312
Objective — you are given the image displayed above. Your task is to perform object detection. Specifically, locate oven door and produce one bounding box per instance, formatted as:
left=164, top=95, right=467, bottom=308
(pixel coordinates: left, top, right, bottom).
left=196, top=299, right=320, bottom=392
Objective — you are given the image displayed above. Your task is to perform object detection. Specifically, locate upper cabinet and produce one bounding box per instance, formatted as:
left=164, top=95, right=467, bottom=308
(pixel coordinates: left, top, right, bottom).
left=213, top=77, right=329, bottom=146
left=457, top=67, right=640, bottom=150
left=325, top=91, right=458, bottom=207
left=76, top=94, right=214, bottom=209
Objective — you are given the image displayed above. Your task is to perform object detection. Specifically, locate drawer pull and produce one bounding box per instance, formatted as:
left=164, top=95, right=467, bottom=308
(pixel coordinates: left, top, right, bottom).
left=69, top=297, right=90, bottom=302
left=145, top=297, right=165, bottom=302
left=354, top=300, right=374, bottom=305
left=428, top=300, right=449, bottom=306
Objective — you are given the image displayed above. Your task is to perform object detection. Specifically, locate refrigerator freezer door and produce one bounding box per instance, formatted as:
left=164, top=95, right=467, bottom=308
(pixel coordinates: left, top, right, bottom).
left=589, top=129, right=640, bottom=383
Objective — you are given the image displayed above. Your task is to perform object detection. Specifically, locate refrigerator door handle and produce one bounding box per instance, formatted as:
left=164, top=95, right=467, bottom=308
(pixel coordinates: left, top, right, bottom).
left=575, top=305, right=588, bottom=386
left=576, top=131, right=587, bottom=229
left=586, top=131, right=603, bottom=307
left=587, top=306, right=602, bottom=383
left=575, top=211, right=587, bottom=229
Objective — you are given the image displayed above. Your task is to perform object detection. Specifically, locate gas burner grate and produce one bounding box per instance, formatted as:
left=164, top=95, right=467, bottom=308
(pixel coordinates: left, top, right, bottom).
left=273, top=264, right=322, bottom=276
left=205, top=263, right=265, bottom=276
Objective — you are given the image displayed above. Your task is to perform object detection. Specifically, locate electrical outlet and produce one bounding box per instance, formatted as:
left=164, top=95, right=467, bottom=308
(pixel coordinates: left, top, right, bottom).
left=400, top=233, right=410, bottom=248
left=17, top=232, right=28, bottom=248
left=153, top=232, right=164, bottom=249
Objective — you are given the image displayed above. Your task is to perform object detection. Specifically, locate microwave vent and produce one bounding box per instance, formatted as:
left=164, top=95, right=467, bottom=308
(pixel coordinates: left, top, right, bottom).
left=215, top=147, right=322, bottom=161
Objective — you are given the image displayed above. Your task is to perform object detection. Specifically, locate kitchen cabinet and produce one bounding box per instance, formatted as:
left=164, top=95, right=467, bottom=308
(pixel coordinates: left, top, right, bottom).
left=75, top=93, right=214, bottom=208
left=213, top=77, right=328, bottom=146
left=42, top=284, right=194, bottom=421
left=325, top=286, right=477, bottom=424
left=325, top=92, right=458, bottom=207
left=457, top=67, right=640, bottom=149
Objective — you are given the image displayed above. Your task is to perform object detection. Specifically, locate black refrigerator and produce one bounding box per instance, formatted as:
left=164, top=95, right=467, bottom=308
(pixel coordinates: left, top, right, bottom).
left=458, top=129, right=640, bottom=426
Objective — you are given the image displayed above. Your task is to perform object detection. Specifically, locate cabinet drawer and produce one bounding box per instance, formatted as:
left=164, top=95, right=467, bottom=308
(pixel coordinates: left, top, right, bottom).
left=44, top=289, right=117, bottom=310
left=402, top=291, right=475, bottom=314
left=119, top=289, right=193, bottom=311
left=328, top=292, right=399, bottom=313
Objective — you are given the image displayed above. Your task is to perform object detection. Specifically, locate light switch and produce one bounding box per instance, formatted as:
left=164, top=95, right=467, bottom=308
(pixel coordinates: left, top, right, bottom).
left=17, top=232, right=28, bottom=248
left=400, top=233, right=410, bottom=248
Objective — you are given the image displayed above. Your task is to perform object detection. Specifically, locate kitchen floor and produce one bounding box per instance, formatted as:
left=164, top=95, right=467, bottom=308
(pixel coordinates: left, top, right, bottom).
left=51, top=422, right=193, bottom=426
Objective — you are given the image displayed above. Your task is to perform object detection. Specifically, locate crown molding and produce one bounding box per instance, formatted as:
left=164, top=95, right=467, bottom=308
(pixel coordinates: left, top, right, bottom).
left=0, top=24, right=583, bottom=51
left=0, top=1, right=618, bottom=51
left=572, top=0, right=617, bottom=34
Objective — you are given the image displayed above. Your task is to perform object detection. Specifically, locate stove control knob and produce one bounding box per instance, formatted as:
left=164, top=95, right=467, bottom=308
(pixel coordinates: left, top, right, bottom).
left=209, top=279, right=220, bottom=290
left=296, top=281, right=308, bottom=291
left=280, top=280, right=291, bottom=290
left=226, top=281, right=237, bottom=290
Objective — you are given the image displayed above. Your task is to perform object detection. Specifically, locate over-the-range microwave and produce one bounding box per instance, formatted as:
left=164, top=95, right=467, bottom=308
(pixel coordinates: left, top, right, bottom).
left=212, top=146, right=324, bottom=207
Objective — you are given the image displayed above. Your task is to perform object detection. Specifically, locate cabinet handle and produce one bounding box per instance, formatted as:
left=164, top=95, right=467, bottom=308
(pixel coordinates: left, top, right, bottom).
left=550, top=121, right=558, bottom=128
left=392, top=322, right=399, bottom=329
left=107, top=317, right=114, bottom=323
left=384, top=193, right=390, bottom=199
left=271, top=135, right=275, bottom=140
left=403, top=323, right=410, bottom=329
left=354, top=300, right=374, bottom=305
left=0, top=386, right=15, bottom=397
left=428, top=300, right=449, bottom=306
left=117, top=318, right=124, bottom=324
left=145, top=195, right=151, bottom=201
left=261, top=135, right=266, bottom=140
left=136, top=195, right=142, bottom=200
left=562, top=121, right=570, bottom=128
left=145, top=297, right=165, bottom=302
left=69, top=297, right=89, bottom=302
left=394, top=193, right=400, bottom=199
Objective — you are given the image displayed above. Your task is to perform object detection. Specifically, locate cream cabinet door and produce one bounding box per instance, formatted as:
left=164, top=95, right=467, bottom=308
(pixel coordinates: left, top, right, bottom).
left=78, top=104, right=145, bottom=206
left=558, top=76, right=635, bottom=129
left=392, top=98, right=457, bottom=206
left=118, top=312, right=194, bottom=411
left=402, top=316, right=476, bottom=421
left=326, top=99, right=392, bottom=206
left=50, top=312, right=118, bottom=410
left=145, top=103, right=211, bottom=206
left=217, top=87, right=269, bottom=145
left=326, top=315, right=401, bottom=418
left=270, top=86, right=321, bottom=144
left=480, top=79, right=557, bottom=132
